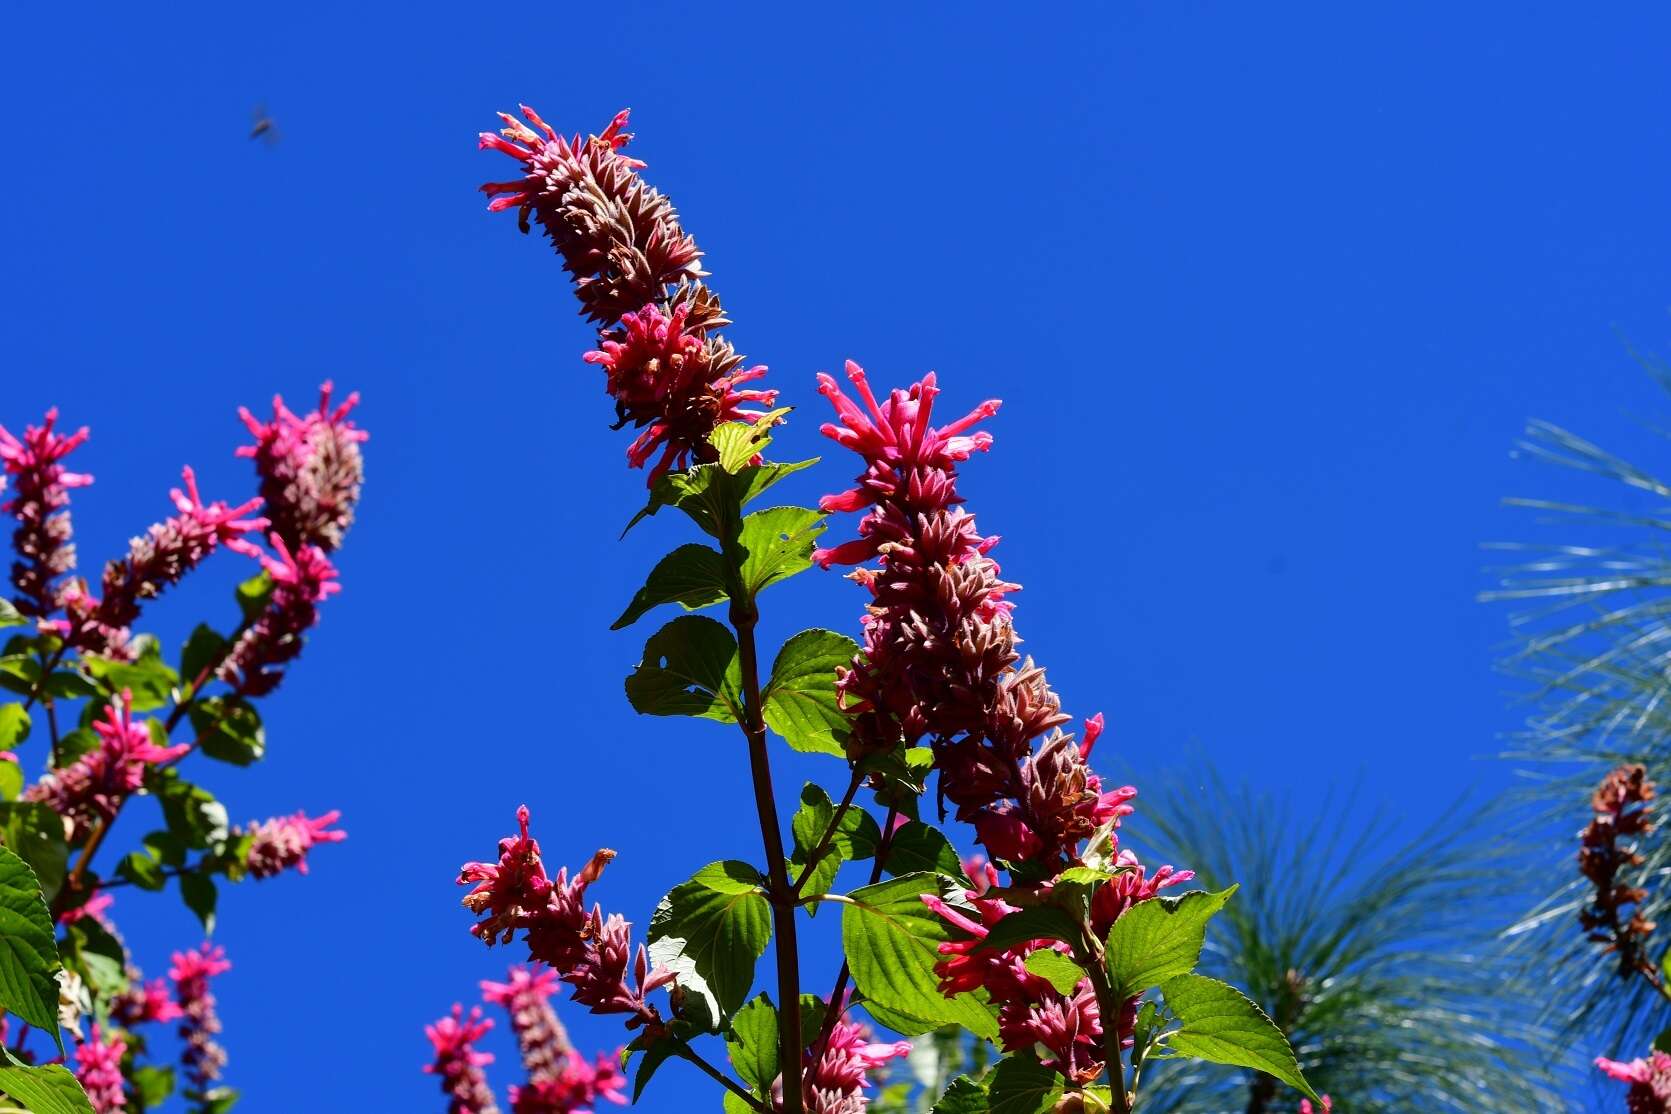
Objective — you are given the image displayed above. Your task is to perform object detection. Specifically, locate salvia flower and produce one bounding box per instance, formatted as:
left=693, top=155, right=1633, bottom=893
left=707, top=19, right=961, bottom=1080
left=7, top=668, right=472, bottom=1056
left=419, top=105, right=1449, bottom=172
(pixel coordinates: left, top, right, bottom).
left=241, top=808, right=346, bottom=879
left=236, top=381, right=366, bottom=553
left=1580, top=763, right=1658, bottom=981
left=169, top=943, right=231, bottom=1091
left=459, top=806, right=675, bottom=1034
left=508, top=1053, right=627, bottom=1114
left=216, top=533, right=340, bottom=696
left=0, top=408, right=92, bottom=618
left=25, top=690, right=188, bottom=840
left=1298, top=1099, right=1334, bottom=1114
left=74, top=1024, right=127, bottom=1114
left=425, top=1004, right=502, bottom=1114
left=1597, top=1052, right=1671, bottom=1112
left=111, top=974, right=184, bottom=1026
left=57, top=467, right=265, bottom=659
left=797, top=1008, right=910, bottom=1114
left=481, top=965, right=572, bottom=1085
left=58, top=891, right=116, bottom=930
left=479, top=107, right=777, bottom=484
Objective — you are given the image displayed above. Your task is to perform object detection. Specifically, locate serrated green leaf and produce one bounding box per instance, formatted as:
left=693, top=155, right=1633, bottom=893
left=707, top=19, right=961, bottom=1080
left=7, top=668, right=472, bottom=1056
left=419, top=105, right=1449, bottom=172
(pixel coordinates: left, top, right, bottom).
left=180, top=625, right=228, bottom=689
left=979, top=904, right=1084, bottom=954
left=154, top=774, right=229, bottom=851
left=884, top=822, right=967, bottom=881
left=625, top=617, right=743, bottom=722
left=841, top=872, right=997, bottom=1039
left=117, top=852, right=167, bottom=891
left=737, top=507, right=825, bottom=599
left=625, top=458, right=818, bottom=540
left=0, top=1063, right=95, bottom=1114
left=762, top=629, right=857, bottom=757
left=791, top=783, right=881, bottom=862
left=43, top=672, right=96, bottom=700
left=648, top=861, right=772, bottom=1023
left=0, top=844, right=64, bottom=1052
left=1106, top=885, right=1235, bottom=1000
left=0, top=657, right=39, bottom=698
left=988, top=1053, right=1063, bottom=1114
left=0, top=600, right=25, bottom=630
left=1161, top=972, right=1315, bottom=1099
left=711, top=408, right=792, bottom=472
left=0, top=706, right=29, bottom=750
left=1023, top=949, right=1085, bottom=995
left=180, top=873, right=217, bottom=934
left=62, top=919, right=127, bottom=1000
left=0, top=802, right=67, bottom=905
left=84, top=644, right=176, bottom=711
left=612, top=544, right=729, bottom=630
left=190, top=698, right=265, bottom=767
left=932, top=1074, right=990, bottom=1114
left=858, top=997, right=942, bottom=1038
left=727, top=993, right=779, bottom=1094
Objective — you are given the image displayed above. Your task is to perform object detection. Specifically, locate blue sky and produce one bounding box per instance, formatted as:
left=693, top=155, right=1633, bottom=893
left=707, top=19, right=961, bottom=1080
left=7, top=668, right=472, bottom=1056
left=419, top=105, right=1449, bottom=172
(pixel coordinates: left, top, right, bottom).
left=2, top=3, right=1669, bottom=1109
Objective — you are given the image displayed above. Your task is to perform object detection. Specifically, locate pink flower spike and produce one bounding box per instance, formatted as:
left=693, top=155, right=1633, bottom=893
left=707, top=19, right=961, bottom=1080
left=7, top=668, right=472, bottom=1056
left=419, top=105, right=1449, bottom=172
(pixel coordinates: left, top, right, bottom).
left=425, top=1004, right=501, bottom=1114
left=243, top=809, right=346, bottom=879
left=0, top=408, right=92, bottom=619
left=73, top=1025, right=127, bottom=1114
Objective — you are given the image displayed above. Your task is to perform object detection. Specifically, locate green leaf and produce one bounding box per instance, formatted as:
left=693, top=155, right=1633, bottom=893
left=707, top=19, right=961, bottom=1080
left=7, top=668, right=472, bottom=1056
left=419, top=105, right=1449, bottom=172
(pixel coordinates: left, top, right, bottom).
left=612, top=545, right=729, bottom=630
left=235, top=571, right=274, bottom=622
left=980, top=904, right=1084, bottom=954
left=1131, top=1000, right=1159, bottom=1069
left=0, top=1063, right=96, bottom=1114
left=648, top=861, right=772, bottom=1023
left=0, top=600, right=25, bottom=630
left=0, top=706, right=29, bottom=750
left=0, top=844, right=64, bottom=1052
left=0, top=802, right=68, bottom=905
left=884, top=822, right=967, bottom=881
left=722, top=1092, right=757, bottom=1114
left=762, top=629, right=858, bottom=757
left=1023, top=949, right=1086, bottom=995
left=1106, top=885, right=1236, bottom=1000
left=52, top=729, right=97, bottom=766
left=711, top=408, right=792, bottom=473
left=626, top=458, right=818, bottom=540
left=726, top=993, right=779, bottom=1094
left=83, top=644, right=176, bottom=711
left=189, top=698, right=265, bottom=767
left=132, top=1065, right=176, bottom=1110
left=988, top=1054, right=1063, bottom=1114
left=154, top=773, right=229, bottom=851
left=840, top=872, right=997, bottom=1039
left=196, top=1086, right=238, bottom=1114
left=624, top=617, right=742, bottom=722
left=116, top=852, right=167, bottom=891
left=791, top=784, right=880, bottom=862
left=932, top=1074, right=991, bottom=1114
left=180, top=873, right=217, bottom=934
left=1161, top=973, right=1316, bottom=1099
left=628, top=1037, right=681, bottom=1102
left=858, top=997, right=942, bottom=1038
left=42, top=672, right=96, bottom=701
left=61, top=919, right=127, bottom=1000
left=737, top=508, right=825, bottom=599
left=0, top=762, right=19, bottom=803
left=180, top=625, right=228, bottom=688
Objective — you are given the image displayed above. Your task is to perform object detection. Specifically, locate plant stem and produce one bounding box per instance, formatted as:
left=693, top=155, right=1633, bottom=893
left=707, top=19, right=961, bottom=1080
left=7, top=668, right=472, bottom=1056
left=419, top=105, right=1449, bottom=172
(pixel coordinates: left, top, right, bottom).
left=676, top=1041, right=768, bottom=1112
left=1082, top=924, right=1132, bottom=1114
left=730, top=599, right=803, bottom=1114
left=791, top=768, right=863, bottom=895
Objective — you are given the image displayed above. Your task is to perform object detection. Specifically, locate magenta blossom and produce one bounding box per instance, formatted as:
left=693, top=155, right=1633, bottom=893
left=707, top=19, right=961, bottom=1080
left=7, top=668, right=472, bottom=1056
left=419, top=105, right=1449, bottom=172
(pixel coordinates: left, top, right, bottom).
left=796, top=1007, right=911, bottom=1113
left=216, top=532, right=339, bottom=696
left=425, top=1004, right=502, bottom=1114
left=112, top=975, right=184, bottom=1026
left=243, top=808, right=346, bottom=879
left=25, top=690, right=189, bottom=840
left=1598, top=1052, right=1671, bottom=1112
left=237, top=381, right=367, bottom=553
left=508, top=1053, right=628, bottom=1114
left=0, top=407, right=92, bottom=618
left=57, top=891, right=115, bottom=929
left=481, top=966, right=571, bottom=1086
left=74, top=1025, right=128, bottom=1114
left=170, top=943, right=232, bottom=1090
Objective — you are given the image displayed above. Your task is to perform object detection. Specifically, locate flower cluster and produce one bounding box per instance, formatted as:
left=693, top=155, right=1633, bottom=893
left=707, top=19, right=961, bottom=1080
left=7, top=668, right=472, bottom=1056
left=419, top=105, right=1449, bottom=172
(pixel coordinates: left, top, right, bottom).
left=814, top=365, right=1191, bottom=1085
left=481, top=966, right=571, bottom=1087
left=1579, top=763, right=1658, bottom=981
left=479, top=107, right=777, bottom=483
left=241, top=808, right=347, bottom=879
left=0, top=408, right=91, bottom=618
left=237, top=381, right=367, bottom=553
left=24, top=689, right=189, bottom=840
left=425, top=1005, right=502, bottom=1114
left=170, top=942, right=232, bottom=1091
left=54, top=468, right=266, bottom=659
left=459, top=806, right=675, bottom=1034
left=1598, top=1052, right=1671, bottom=1113
left=216, top=533, right=341, bottom=696
left=796, top=1006, right=911, bottom=1114
left=73, top=1025, right=128, bottom=1114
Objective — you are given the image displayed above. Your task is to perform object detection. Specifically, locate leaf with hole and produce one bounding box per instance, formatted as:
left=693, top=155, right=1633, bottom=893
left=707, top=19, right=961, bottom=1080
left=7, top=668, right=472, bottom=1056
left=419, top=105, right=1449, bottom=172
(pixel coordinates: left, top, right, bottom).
left=625, top=617, right=743, bottom=722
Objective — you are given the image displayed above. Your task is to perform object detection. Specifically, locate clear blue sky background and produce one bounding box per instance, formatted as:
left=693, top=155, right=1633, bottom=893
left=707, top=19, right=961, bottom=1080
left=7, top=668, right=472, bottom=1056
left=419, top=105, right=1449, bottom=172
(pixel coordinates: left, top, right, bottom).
left=2, top=4, right=1668, bottom=1110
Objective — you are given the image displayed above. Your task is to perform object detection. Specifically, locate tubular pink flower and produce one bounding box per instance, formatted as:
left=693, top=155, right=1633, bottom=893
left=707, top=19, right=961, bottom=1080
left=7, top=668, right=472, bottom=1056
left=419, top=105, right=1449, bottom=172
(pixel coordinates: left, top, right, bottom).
left=216, top=533, right=340, bottom=697
left=57, top=891, right=115, bottom=929
left=74, top=1024, right=127, bottom=1114
left=236, top=381, right=367, bottom=553
left=481, top=965, right=572, bottom=1086
left=0, top=408, right=92, bottom=619
left=241, top=809, right=346, bottom=879
left=508, top=1053, right=627, bottom=1114
left=169, top=943, right=231, bottom=1091
left=797, top=1009, right=910, bottom=1113
left=1298, top=1098, right=1333, bottom=1114
left=1597, top=1052, right=1671, bottom=1112
left=111, top=975, right=184, bottom=1026
left=25, top=690, right=189, bottom=840
left=478, top=107, right=775, bottom=485
left=56, top=468, right=266, bottom=659
left=1581, top=763, right=1659, bottom=981
left=459, top=807, right=675, bottom=1035
left=425, top=1004, right=502, bottom=1114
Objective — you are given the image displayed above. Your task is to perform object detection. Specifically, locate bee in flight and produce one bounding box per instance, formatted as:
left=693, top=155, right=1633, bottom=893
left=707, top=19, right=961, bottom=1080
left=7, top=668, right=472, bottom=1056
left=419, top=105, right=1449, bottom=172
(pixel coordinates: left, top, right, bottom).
left=249, top=104, right=280, bottom=146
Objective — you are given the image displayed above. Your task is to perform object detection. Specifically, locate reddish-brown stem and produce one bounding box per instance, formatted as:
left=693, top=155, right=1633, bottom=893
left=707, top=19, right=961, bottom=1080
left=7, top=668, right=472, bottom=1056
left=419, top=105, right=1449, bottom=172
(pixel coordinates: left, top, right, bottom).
left=675, top=1040, right=769, bottom=1112
left=730, top=599, right=803, bottom=1114
left=1081, top=921, right=1132, bottom=1114
left=811, top=805, right=900, bottom=1064
left=791, top=768, right=864, bottom=896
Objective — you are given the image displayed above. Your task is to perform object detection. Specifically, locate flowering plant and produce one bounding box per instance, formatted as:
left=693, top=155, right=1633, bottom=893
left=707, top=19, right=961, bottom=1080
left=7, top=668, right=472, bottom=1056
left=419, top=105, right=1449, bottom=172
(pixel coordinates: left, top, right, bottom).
left=439, top=105, right=1316, bottom=1114
left=0, top=387, right=364, bottom=1112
